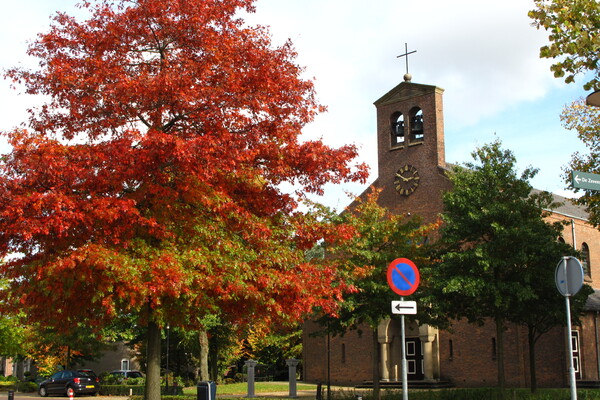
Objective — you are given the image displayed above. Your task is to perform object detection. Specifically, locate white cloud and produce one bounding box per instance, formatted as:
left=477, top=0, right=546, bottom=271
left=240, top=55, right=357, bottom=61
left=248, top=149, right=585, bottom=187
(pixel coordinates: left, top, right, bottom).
left=1, top=0, right=592, bottom=208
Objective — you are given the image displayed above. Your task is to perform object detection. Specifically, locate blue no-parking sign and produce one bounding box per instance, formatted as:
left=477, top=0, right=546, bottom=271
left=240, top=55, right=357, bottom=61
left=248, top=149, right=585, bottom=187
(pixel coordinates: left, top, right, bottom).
left=387, top=258, right=420, bottom=296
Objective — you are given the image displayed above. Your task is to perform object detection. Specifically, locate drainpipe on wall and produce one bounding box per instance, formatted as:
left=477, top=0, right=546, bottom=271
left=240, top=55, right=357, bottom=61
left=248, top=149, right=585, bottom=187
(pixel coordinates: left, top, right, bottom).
left=594, top=311, right=600, bottom=380
left=571, top=219, right=577, bottom=250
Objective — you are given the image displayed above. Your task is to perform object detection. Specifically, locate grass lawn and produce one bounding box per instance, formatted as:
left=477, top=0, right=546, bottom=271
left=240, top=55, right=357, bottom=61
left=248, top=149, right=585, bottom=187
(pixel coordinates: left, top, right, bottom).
left=183, top=382, right=318, bottom=396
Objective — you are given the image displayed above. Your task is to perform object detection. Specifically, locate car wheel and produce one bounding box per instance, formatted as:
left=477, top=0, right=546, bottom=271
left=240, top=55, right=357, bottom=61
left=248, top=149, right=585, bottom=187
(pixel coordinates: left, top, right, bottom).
left=39, top=386, right=48, bottom=397
left=66, top=387, right=75, bottom=397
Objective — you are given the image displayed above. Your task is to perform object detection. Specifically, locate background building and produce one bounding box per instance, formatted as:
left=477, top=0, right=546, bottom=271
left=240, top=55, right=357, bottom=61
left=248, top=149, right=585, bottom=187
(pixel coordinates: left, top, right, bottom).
left=303, top=76, right=600, bottom=388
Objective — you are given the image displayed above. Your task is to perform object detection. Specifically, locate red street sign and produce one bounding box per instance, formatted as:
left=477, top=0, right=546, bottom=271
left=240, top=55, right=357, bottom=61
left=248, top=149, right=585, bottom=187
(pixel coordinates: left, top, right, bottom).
left=387, top=258, right=420, bottom=296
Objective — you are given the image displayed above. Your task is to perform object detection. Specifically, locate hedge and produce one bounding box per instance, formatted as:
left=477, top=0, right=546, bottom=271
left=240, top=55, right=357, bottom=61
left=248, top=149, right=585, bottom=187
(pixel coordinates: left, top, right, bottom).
left=100, top=385, right=184, bottom=396
left=0, top=381, right=37, bottom=393
left=339, top=388, right=600, bottom=400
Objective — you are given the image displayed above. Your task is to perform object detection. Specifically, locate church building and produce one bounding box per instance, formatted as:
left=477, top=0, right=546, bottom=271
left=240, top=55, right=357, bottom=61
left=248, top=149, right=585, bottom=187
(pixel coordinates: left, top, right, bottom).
left=302, top=74, right=600, bottom=388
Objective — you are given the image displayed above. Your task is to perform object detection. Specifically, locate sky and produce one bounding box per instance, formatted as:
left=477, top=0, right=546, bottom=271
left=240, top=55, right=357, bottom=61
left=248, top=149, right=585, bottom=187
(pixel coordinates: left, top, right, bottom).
left=0, top=0, right=592, bottom=211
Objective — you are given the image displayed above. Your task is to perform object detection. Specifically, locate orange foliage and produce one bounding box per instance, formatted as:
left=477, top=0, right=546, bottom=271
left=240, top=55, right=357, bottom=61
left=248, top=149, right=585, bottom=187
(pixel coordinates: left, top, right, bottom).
left=0, top=0, right=368, bottom=333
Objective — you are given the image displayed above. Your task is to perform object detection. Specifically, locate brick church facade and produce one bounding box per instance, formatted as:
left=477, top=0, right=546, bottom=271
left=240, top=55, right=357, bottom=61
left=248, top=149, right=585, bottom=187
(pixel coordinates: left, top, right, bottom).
left=302, top=76, right=600, bottom=388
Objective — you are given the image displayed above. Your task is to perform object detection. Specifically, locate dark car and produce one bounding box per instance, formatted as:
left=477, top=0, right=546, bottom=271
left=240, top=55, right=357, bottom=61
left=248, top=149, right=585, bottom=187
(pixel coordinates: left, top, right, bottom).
left=109, top=369, right=143, bottom=380
left=38, top=370, right=100, bottom=397
left=76, top=369, right=97, bottom=378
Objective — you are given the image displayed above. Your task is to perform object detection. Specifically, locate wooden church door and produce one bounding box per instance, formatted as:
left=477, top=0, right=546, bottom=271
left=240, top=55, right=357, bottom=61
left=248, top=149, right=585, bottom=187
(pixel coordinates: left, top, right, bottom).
left=406, top=337, right=424, bottom=380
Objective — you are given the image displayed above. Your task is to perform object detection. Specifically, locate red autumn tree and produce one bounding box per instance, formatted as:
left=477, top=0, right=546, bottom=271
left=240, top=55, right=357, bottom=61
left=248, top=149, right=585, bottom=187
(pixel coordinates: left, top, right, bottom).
left=0, top=0, right=367, bottom=397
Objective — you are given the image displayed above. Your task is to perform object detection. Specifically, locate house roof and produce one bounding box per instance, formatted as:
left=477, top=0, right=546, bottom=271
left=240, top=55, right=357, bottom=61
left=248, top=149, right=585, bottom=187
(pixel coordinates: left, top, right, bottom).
left=373, top=81, right=444, bottom=107
left=585, top=289, right=600, bottom=311
left=532, top=189, right=589, bottom=221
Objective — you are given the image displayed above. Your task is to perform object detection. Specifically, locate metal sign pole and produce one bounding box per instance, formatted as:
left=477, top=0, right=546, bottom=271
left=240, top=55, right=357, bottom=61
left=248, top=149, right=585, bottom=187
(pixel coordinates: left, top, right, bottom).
left=400, top=297, right=408, bottom=400
left=555, top=256, right=585, bottom=400
left=387, top=258, right=419, bottom=400
left=561, top=256, right=577, bottom=400
left=565, top=294, right=577, bottom=400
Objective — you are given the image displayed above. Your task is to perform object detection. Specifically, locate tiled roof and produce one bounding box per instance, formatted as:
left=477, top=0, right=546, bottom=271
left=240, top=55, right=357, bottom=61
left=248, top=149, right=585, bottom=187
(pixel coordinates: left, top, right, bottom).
left=585, top=289, right=600, bottom=311
left=531, top=189, right=589, bottom=221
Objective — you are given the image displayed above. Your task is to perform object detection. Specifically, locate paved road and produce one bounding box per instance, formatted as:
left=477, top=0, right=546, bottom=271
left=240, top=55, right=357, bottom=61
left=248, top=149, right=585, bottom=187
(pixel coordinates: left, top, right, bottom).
left=5, top=390, right=323, bottom=399
left=6, top=394, right=128, bottom=400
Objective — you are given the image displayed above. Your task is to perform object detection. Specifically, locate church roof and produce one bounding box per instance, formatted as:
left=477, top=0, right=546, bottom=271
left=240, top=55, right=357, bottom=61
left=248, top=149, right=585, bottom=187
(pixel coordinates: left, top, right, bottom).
left=585, top=289, right=600, bottom=311
left=374, top=81, right=444, bottom=107
left=434, top=165, right=588, bottom=221
left=534, top=189, right=589, bottom=221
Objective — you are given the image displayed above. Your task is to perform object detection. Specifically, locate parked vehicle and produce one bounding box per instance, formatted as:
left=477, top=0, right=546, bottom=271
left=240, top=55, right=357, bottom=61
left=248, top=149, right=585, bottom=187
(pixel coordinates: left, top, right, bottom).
left=109, top=370, right=144, bottom=380
left=76, top=369, right=97, bottom=378
left=38, top=370, right=100, bottom=397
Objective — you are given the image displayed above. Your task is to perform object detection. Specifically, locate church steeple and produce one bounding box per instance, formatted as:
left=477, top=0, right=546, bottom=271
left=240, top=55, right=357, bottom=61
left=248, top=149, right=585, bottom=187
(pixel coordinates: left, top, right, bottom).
left=373, top=78, right=448, bottom=222
left=396, top=43, right=417, bottom=84
left=374, top=81, right=446, bottom=179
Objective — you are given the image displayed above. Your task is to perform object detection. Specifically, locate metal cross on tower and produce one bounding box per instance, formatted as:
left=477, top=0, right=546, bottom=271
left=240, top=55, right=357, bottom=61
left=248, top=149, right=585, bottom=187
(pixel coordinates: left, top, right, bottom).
left=397, top=43, right=417, bottom=80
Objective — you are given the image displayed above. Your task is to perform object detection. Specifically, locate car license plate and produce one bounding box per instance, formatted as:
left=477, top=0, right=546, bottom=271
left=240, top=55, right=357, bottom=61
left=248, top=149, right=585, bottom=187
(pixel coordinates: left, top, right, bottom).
left=86, top=385, right=94, bottom=388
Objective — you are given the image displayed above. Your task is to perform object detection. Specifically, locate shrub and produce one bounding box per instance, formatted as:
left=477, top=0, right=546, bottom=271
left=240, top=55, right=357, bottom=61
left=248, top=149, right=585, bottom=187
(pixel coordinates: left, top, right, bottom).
left=126, top=377, right=146, bottom=386
left=334, top=388, right=600, bottom=400
left=0, top=381, right=16, bottom=391
left=16, top=382, right=38, bottom=393
left=131, top=395, right=191, bottom=400
left=101, top=374, right=124, bottom=385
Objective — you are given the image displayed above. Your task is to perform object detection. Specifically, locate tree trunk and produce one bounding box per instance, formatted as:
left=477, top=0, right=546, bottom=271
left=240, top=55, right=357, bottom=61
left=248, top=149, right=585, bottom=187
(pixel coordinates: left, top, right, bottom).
left=198, top=329, right=210, bottom=381
left=209, top=334, right=219, bottom=381
left=66, top=347, right=71, bottom=370
left=372, top=327, right=381, bottom=400
left=527, top=327, right=538, bottom=393
left=495, top=318, right=506, bottom=393
left=145, top=320, right=162, bottom=400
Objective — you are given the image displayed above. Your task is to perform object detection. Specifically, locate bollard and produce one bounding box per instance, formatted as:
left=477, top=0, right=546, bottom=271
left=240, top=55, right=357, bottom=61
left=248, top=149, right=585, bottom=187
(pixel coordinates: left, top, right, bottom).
left=7, top=390, right=14, bottom=400
left=245, top=360, right=258, bottom=398
left=286, top=359, right=299, bottom=398
left=316, top=382, right=322, bottom=400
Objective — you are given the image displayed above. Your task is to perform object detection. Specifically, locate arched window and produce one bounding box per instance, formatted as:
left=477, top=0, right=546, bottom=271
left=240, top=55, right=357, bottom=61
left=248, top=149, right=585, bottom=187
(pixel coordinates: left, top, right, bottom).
left=558, top=236, right=566, bottom=243
left=581, top=242, right=591, bottom=277
left=121, top=359, right=130, bottom=371
left=409, top=108, right=424, bottom=142
left=391, top=112, right=405, bottom=147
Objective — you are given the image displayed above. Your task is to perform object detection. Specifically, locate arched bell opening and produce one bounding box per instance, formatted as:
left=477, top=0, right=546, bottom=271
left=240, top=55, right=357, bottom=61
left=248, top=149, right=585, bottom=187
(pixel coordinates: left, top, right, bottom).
left=390, top=112, right=405, bottom=147
left=409, top=107, right=424, bottom=143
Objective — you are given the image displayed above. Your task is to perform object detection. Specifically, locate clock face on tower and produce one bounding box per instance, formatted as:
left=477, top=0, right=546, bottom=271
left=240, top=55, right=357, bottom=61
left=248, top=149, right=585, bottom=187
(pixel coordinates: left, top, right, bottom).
left=394, top=164, right=420, bottom=196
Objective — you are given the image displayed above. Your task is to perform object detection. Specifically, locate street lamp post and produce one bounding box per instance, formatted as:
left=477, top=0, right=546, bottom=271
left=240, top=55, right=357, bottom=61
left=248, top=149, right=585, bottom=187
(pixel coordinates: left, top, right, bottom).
left=586, top=90, right=600, bottom=107
left=166, top=325, right=170, bottom=393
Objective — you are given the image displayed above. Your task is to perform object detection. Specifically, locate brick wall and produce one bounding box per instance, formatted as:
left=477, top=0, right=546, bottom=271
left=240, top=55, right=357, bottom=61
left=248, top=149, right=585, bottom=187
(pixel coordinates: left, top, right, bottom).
left=303, top=320, right=374, bottom=385
left=438, top=320, right=567, bottom=388
left=301, top=79, right=600, bottom=389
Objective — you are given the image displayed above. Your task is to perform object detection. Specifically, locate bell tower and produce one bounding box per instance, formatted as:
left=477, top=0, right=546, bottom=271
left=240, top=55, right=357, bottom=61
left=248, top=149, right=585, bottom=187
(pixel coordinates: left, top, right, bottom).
left=372, top=70, right=448, bottom=384
left=373, top=74, right=449, bottom=223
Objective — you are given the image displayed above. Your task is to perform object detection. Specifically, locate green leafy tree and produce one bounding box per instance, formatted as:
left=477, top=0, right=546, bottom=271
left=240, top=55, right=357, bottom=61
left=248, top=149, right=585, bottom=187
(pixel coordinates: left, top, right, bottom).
left=562, top=98, right=600, bottom=225
left=243, top=324, right=302, bottom=379
left=529, top=0, right=600, bottom=90
left=0, top=315, right=25, bottom=360
left=511, top=252, right=592, bottom=392
left=0, top=280, right=26, bottom=359
left=431, top=140, right=589, bottom=392
left=313, top=189, right=438, bottom=400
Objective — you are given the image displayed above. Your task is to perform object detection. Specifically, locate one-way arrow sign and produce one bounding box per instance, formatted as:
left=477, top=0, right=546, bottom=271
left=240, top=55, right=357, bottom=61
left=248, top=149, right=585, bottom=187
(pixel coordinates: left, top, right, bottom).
left=391, top=300, right=417, bottom=315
